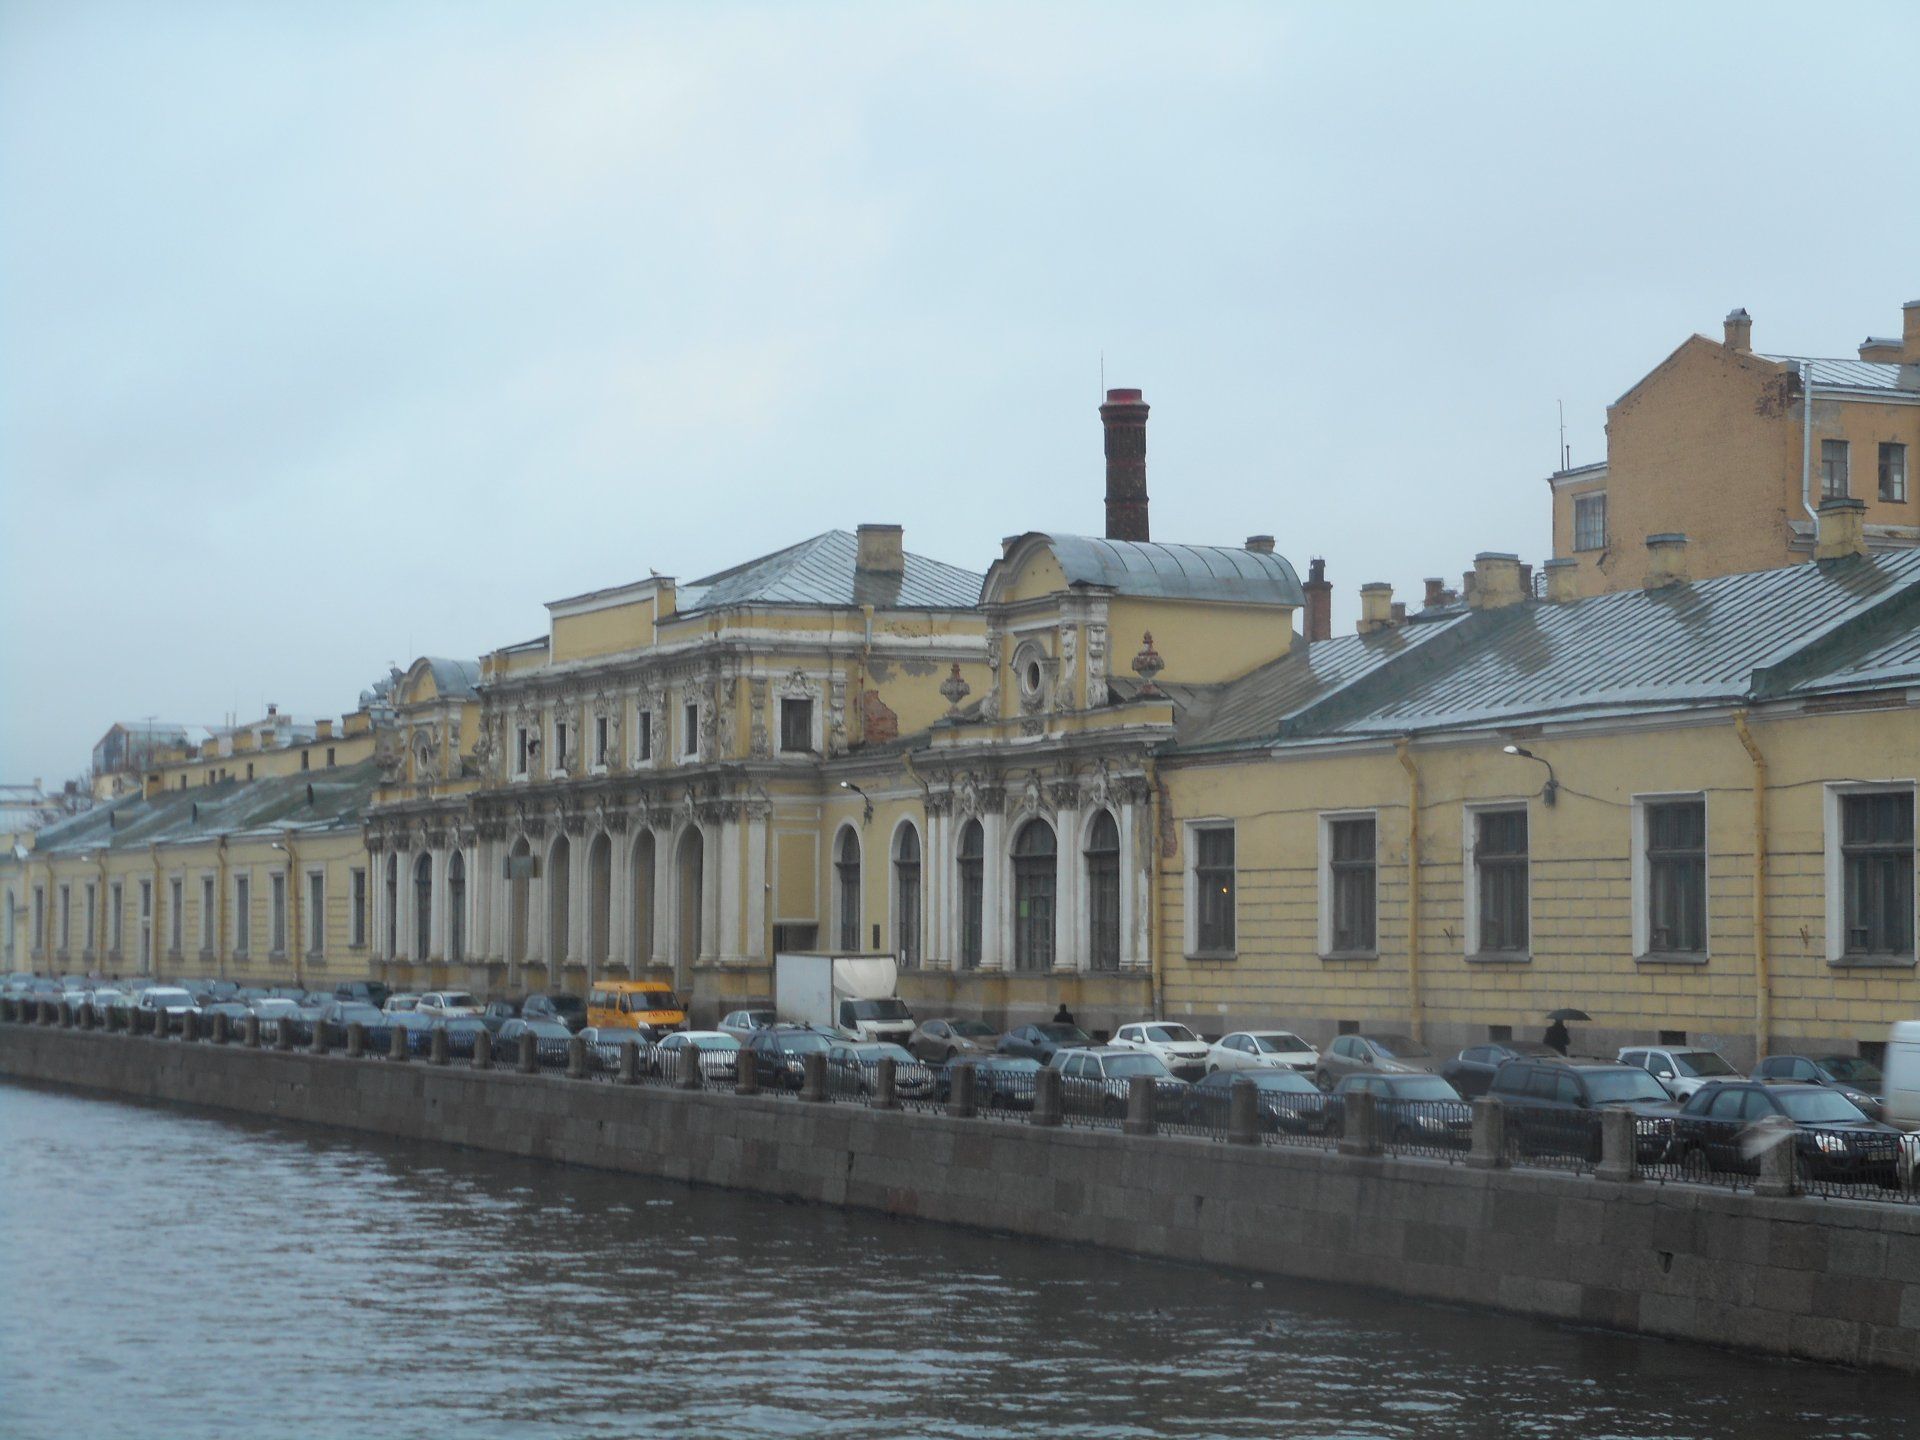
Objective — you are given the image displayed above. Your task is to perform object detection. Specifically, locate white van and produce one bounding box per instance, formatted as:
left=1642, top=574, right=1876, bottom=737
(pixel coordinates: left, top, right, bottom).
left=1883, top=1022, right=1920, bottom=1131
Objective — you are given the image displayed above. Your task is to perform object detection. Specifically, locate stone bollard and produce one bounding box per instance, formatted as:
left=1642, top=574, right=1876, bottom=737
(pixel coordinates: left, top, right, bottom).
left=618, top=1039, right=639, bottom=1085
left=1754, top=1122, right=1802, bottom=1198
left=1228, top=1077, right=1260, bottom=1145
left=40, top=1001, right=56, bottom=1027
left=243, top=1014, right=261, bottom=1048
left=310, top=1017, right=329, bottom=1055
left=346, top=1022, right=366, bottom=1059
left=149, top=1008, right=169, bottom=1039
left=275, top=1016, right=294, bottom=1051
left=209, top=1011, right=228, bottom=1045
left=1468, top=1098, right=1508, bottom=1170
left=1124, top=1074, right=1157, bottom=1137
left=472, top=1029, right=493, bottom=1071
left=0, top=997, right=13, bottom=1023
left=567, top=1036, right=588, bottom=1080
left=1031, top=1066, right=1062, bottom=1128
left=1339, top=1090, right=1381, bottom=1157
left=946, top=1061, right=975, bottom=1119
left=872, top=1056, right=898, bottom=1110
left=734, top=1047, right=760, bottom=1096
left=1596, top=1107, right=1640, bottom=1185
left=677, top=1041, right=704, bottom=1091
left=429, top=1026, right=450, bottom=1067
left=388, top=1022, right=409, bottom=1062
left=800, top=1050, right=829, bottom=1103
left=79, top=1002, right=97, bottom=1030
left=518, top=1032, right=538, bottom=1074
left=57, top=1001, right=73, bottom=1029
left=180, top=1010, right=199, bottom=1043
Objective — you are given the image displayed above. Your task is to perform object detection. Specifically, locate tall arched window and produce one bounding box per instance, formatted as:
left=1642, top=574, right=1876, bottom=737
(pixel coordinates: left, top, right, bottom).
left=630, top=831, right=656, bottom=967
left=384, top=855, right=399, bottom=959
left=447, top=850, right=466, bottom=964
left=548, top=834, right=572, bottom=965
left=586, top=832, right=612, bottom=971
left=958, top=820, right=984, bottom=969
left=1012, top=819, right=1057, bottom=972
left=413, top=854, right=432, bottom=961
left=836, top=827, right=862, bottom=951
left=894, top=826, right=921, bottom=968
left=507, top=837, right=530, bottom=966
left=1086, top=811, right=1120, bottom=972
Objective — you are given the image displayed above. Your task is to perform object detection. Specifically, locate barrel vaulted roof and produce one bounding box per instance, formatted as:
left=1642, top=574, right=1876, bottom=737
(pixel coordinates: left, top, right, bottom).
left=986, top=534, right=1304, bottom=607
left=676, top=530, right=982, bottom=615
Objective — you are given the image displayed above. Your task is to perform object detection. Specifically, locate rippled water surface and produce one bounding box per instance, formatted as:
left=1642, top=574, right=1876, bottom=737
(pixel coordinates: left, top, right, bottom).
left=3, top=1081, right=1917, bottom=1439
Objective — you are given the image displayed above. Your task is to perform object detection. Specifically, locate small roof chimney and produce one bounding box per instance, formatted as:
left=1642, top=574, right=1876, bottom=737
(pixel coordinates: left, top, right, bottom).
left=1904, top=300, right=1920, bottom=365
left=1815, top=497, right=1869, bottom=562
left=856, top=524, right=904, bottom=576
left=1468, top=553, right=1526, bottom=610
left=1644, top=533, right=1690, bottom=590
left=1543, top=557, right=1578, bottom=603
left=1302, top=557, right=1332, bottom=644
left=1244, top=535, right=1274, bottom=554
left=1099, top=388, right=1150, bottom=542
left=1723, top=307, right=1752, bottom=352
left=1357, top=582, right=1393, bottom=634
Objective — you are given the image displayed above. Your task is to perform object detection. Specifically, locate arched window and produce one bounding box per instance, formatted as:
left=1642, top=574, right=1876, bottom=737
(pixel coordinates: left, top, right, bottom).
left=894, top=826, right=921, bottom=968
left=507, top=837, right=530, bottom=966
left=958, top=820, right=984, bottom=969
left=1086, top=811, right=1120, bottom=972
left=586, top=832, right=612, bottom=972
left=836, top=827, right=862, bottom=951
left=548, top=834, right=572, bottom=964
left=630, top=831, right=656, bottom=967
left=447, top=850, right=466, bottom=965
left=1012, top=819, right=1057, bottom=972
left=384, top=855, right=399, bottom=959
left=413, top=854, right=432, bottom=961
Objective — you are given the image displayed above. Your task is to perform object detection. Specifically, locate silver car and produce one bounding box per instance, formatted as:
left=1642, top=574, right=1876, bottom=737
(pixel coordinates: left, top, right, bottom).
left=1315, top=1032, right=1442, bottom=1088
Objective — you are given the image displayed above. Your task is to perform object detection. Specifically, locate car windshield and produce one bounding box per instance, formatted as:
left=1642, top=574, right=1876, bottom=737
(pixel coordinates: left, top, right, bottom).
left=852, top=1043, right=914, bottom=1063
left=1103, top=1054, right=1173, bottom=1079
left=849, top=999, right=911, bottom=1021
left=951, top=1021, right=996, bottom=1039
left=439, top=993, right=476, bottom=1008
left=1143, top=1024, right=1198, bottom=1044
left=1254, top=1033, right=1309, bottom=1053
left=1776, top=1089, right=1869, bottom=1124
left=1038, top=1024, right=1089, bottom=1042
left=1371, top=1035, right=1430, bottom=1059
left=148, top=990, right=192, bottom=1005
left=1250, top=1071, right=1319, bottom=1093
left=694, top=1035, right=740, bottom=1051
left=1817, top=1057, right=1883, bottom=1085
left=337, top=1005, right=383, bottom=1024
left=1584, top=1070, right=1671, bottom=1104
left=781, top=1033, right=832, bottom=1054
left=526, top=1021, right=572, bottom=1039
left=546, top=996, right=587, bottom=1016
left=1674, top=1051, right=1735, bottom=1078
left=631, top=991, right=681, bottom=1012
left=1387, top=1077, right=1458, bottom=1101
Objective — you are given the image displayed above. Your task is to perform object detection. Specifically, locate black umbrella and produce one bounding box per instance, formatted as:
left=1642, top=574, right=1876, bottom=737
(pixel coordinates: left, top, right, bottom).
left=1545, top=1008, right=1591, bottom=1022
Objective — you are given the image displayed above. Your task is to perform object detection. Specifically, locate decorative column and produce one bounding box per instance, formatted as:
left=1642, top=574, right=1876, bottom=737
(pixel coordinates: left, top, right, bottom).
left=1052, top=783, right=1083, bottom=974
left=980, top=805, right=1007, bottom=972
left=744, top=804, right=770, bottom=968
left=717, top=813, right=745, bottom=966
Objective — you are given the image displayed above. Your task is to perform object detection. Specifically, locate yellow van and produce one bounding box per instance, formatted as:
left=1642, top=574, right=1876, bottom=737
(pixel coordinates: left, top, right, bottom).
left=587, top=980, right=688, bottom=1037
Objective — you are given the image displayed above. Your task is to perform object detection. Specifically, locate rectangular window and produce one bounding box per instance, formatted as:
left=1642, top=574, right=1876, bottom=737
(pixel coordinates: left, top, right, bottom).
left=553, top=721, right=568, bottom=770
left=684, top=702, right=699, bottom=757
left=169, top=878, right=183, bottom=954
left=771, top=922, right=818, bottom=952
left=235, top=875, right=251, bottom=953
left=1572, top=492, right=1607, bottom=552
left=84, top=883, right=97, bottom=955
left=326, top=746, right=336, bottom=767
left=515, top=727, right=530, bottom=775
left=109, top=882, right=123, bottom=953
left=1473, top=809, right=1529, bottom=955
left=1327, top=816, right=1377, bottom=954
left=1881, top=442, right=1909, bottom=504
left=300, top=750, right=310, bottom=771
left=1193, top=826, right=1236, bottom=954
left=1645, top=799, right=1706, bottom=955
left=33, top=887, right=45, bottom=951
left=594, top=715, right=608, bottom=767
left=637, top=710, right=653, bottom=762
left=246, top=762, right=255, bottom=780
left=350, top=868, right=367, bottom=947
left=308, top=873, right=325, bottom=954
left=1841, top=791, right=1914, bottom=958
left=1821, top=439, right=1850, bottom=500
left=200, top=876, right=215, bottom=951
left=270, top=873, right=286, bottom=955
left=59, top=885, right=70, bottom=951
left=780, top=697, right=813, bottom=753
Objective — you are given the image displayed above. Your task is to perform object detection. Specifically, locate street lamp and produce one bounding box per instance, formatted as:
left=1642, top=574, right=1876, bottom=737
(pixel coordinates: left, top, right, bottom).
left=838, top=780, right=873, bottom=826
left=1501, top=745, right=1558, bottom=806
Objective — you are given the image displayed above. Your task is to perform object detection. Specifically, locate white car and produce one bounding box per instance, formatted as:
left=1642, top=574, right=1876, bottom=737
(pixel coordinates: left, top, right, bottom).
left=415, top=990, right=480, bottom=1019
left=1207, top=1030, right=1319, bottom=1075
left=1617, top=1045, right=1740, bottom=1100
left=1109, top=1021, right=1212, bottom=1081
left=383, top=993, right=422, bottom=1014
left=136, top=987, right=199, bottom=1029
left=718, top=1009, right=777, bottom=1044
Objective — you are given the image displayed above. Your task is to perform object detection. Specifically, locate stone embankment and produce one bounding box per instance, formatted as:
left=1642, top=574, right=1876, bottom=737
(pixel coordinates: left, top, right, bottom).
left=3, top=1001, right=1918, bottom=1374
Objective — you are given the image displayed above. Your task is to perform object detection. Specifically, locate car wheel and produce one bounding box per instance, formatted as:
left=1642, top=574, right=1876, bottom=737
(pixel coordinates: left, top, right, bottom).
left=947, top=1048, right=959, bottom=1063
left=1680, top=1145, right=1711, bottom=1182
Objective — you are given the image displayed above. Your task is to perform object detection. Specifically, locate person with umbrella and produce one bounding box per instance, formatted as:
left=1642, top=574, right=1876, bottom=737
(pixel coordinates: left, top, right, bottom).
left=1544, top=1007, right=1589, bottom=1056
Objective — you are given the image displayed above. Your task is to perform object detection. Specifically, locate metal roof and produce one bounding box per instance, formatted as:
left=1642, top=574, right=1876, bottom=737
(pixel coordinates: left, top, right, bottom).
left=30, top=761, right=380, bottom=855
left=1761, top=355, right=1917, bottom=394
left=1035, top=534, right=1305, bottom=606
left=677, top=531, right=982, bottom=615
left=418, top=657, right=480, bottom=699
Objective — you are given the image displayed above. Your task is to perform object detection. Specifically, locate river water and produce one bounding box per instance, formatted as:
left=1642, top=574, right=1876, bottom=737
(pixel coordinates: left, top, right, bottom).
left=2, top=1081, right=1916, bottom=1439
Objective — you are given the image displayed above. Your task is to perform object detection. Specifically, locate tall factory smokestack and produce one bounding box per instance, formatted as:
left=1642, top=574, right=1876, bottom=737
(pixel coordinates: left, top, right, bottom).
left=1100, top=387, right=1150, bottom=542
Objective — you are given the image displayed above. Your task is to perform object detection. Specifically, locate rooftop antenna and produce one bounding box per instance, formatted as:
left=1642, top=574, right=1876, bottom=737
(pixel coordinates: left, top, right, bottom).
left=1557, top=399, right=1570, bottom=472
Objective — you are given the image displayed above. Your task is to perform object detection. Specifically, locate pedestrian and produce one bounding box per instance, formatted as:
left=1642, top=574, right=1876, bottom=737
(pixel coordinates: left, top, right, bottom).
left=1544, top=1018, right=1570, bottom=1056
left=1052, top=1001, right=1075, bottom=1026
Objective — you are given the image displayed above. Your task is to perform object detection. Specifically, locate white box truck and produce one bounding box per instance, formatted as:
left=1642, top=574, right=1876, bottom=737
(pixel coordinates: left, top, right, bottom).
left=774, top=953, right=915, bottom=1045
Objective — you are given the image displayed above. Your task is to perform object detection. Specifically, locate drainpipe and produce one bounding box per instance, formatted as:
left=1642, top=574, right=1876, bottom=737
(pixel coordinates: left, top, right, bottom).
left=1733, top=711, right=1771, bottom=1060
left=1395, top=738, right=1424, bottom=1042
left=1800, top=362, right=1818, bottom=525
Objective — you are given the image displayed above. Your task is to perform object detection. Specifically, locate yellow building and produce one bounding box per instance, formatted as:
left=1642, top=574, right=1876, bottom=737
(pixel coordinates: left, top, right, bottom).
left=1550, top=299, right=1920, bottom=597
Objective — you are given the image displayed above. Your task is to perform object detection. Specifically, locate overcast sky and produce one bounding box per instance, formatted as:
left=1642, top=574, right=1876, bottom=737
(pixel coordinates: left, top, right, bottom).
left=3, top=1, right=1915, bottom=786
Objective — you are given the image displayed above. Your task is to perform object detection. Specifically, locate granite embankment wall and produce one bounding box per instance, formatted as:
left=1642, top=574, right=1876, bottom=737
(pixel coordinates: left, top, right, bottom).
left=6, top=1025, right=1920, bottom=1373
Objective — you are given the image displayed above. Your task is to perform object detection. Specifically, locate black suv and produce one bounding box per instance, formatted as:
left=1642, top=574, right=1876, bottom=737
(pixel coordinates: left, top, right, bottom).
left=1442, top=1041, right=1565, bottom=1099
left=522, top=993, right=588, bottom=1033
left=1670, top=1080, right=1903, bottom=1186
left=1489, top=1059, right=1679, bottom=1162
left=333, top=980, right=393, bottom=1011
left=744, top=1026, right=834, bottom=1090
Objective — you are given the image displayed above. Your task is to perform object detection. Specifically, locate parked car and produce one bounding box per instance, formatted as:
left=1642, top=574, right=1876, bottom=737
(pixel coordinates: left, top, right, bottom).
left=1752, top=1054, right=1884, bottom=1120
left=425, top=1015, right=489, bottom=1057
left=480, top=998, right=523, bottom=1035
left=999, top=1022, right=1093, bottom=1064
left=1109, top=1021, right=1212, bottom=1081
left=136, top=986, right=200, bottom=1031
left=1617, top=1045, right=1740, bottom=1100
left=317, top=1000, right=386, bottom=1043
left=197, top=1000, right=253, bottom=1031
left=1182, top=1068, right=1330, bottom=1134
left=744, top=1026, right=835, bottom=1090
left=89, top=988, right=132, bottom=1017
left=652, top=1030, right=742, bottom=1081
left=940, top=1054, right=1043, bottom=1109
left=909, top=1018, right=1001, bottom=1064
left=827, top=1041, right=936, bottom=1099
left=523, top=993, right=589, bottom=1034
left=1205, top=1030, right=1319, bottom=1075
left=1048, top=1046, right=1188, bottom=1121
left=717, top=1008, right=777, bottom=1044
left=383, top=993, right=422, bottom=1014
left=1328, top=1073, right=1472, bottom=1148
left=333, top=980, right=393, bottom=1010
left=1488, top=1058, right=1680, bottom=1161
left=495, top=1017, right=576, bottom=1058
left=1670, top=1080, right=1904, bottom=1186
left=416, top=991, right=481, bottom=1020
left=1443, top=1041, right=1568, bottom=1099
left=1316, top=1033, right=1442, bottom=1088
left=586, top=981, right=688, bottom=1039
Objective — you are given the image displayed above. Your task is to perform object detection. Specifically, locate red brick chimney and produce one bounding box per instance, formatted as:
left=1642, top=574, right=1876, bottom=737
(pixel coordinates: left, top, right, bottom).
left=1100, top=388, right=1150, bottom=542
left=1302, top=557, right=1332, bottom=643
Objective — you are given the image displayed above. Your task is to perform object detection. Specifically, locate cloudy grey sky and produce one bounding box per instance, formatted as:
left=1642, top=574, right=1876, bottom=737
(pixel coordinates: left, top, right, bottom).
left=3, top=0, right=1915, bottom=786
